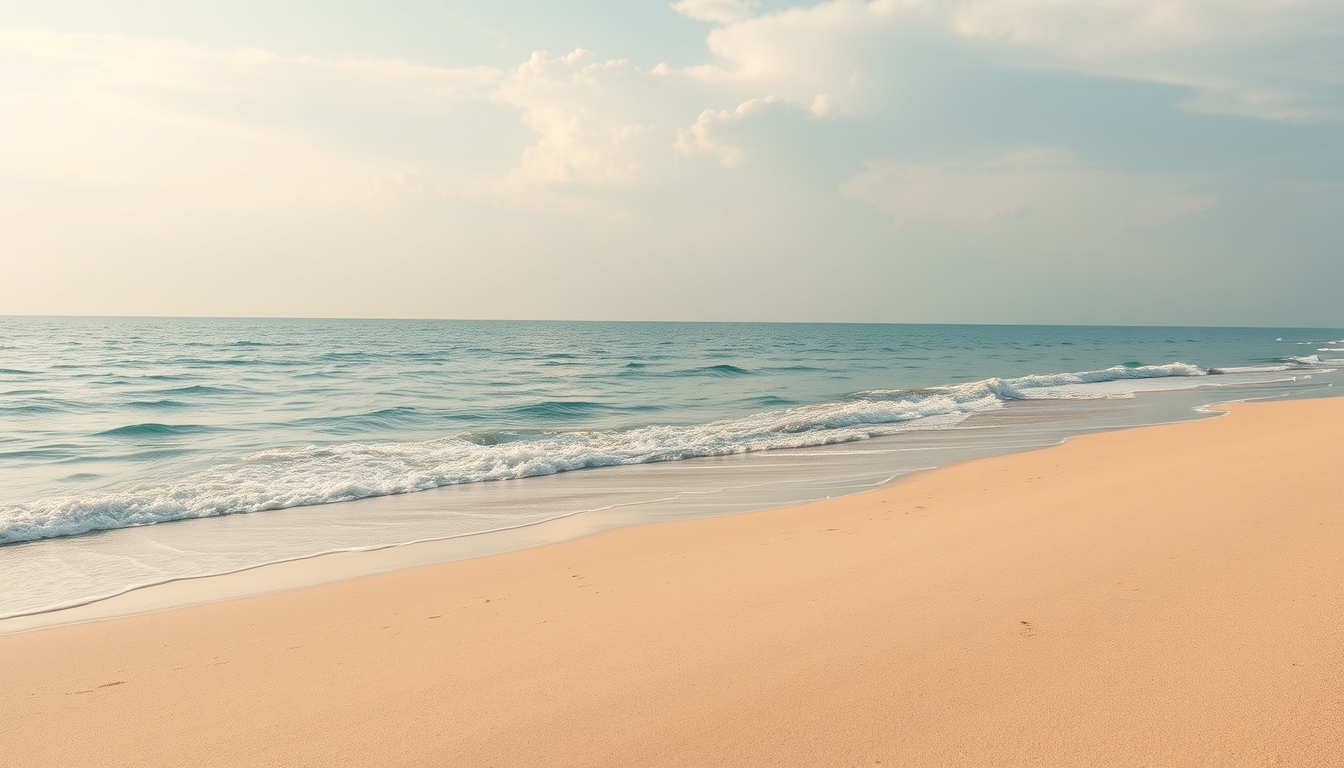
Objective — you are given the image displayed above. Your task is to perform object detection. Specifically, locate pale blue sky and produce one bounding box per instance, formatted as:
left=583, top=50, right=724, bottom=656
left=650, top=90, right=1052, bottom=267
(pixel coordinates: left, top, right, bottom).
left=2, top=1, right=1342, bottom=325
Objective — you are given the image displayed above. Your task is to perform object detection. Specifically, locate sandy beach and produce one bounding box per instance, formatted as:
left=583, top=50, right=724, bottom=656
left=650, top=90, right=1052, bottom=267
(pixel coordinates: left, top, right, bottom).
left=2, top=396, right=1341, bottom=767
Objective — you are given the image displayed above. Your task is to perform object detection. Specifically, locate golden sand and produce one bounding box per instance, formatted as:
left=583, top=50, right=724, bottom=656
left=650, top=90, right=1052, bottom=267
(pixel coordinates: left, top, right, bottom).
left=2, top=398, right=1341, bottom=766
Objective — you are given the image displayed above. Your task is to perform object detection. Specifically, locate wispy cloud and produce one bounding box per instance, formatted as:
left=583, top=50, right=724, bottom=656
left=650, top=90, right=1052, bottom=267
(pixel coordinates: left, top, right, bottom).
left=0, top=28, right=500, bottom=111
left=0, top=28, right=501, bottom=210
left=949, top=0, right=1344, bottom=121
left=841, top=148, right=1215, bottom=251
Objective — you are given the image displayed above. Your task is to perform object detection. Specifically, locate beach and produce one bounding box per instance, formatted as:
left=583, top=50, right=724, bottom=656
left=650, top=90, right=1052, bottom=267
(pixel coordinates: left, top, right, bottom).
left=5, top=319, right=1337, bottom=620
left=2, top=396, right=1341, bottom=766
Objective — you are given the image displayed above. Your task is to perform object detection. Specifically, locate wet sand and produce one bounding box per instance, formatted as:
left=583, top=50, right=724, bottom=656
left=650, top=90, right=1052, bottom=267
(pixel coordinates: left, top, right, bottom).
left=2, top=398, right=1341, bottom=767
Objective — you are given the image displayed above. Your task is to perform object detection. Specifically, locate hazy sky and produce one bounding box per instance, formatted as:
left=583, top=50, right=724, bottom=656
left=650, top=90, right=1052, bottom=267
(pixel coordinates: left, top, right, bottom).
left=2, top=1, right=1342, bottom=325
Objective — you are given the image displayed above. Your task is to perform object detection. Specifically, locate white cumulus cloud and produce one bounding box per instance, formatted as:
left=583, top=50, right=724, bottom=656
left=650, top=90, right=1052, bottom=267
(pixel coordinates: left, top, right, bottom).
left=672, top=0, right=761, bottom=25
left=675, top=96, right=786, bottom=166
left=490, top=49, right=680, bottom=189
left=678, top=0, right=1344, bottom=122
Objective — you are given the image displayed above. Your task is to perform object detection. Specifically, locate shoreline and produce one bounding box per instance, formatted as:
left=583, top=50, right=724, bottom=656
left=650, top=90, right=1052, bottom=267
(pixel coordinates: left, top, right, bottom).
left=3, top=397, right=1341, bottom=766
left=3, top=339, right=1336, bottom=626
left=4, top=380, right=1314, bottom=633
left=0, top=390, right=1238, bottom=634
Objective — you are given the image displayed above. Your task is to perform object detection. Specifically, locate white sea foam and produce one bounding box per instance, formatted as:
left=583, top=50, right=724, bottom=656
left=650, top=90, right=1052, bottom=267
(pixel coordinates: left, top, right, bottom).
left=1210, top=364, right=1293, bottom=373
left=0, top=360, right=1298, bottom=545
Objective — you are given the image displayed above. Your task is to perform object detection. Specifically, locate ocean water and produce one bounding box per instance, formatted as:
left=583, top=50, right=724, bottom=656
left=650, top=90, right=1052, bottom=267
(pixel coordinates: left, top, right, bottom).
left=2, top=318, right=1342, bottom=620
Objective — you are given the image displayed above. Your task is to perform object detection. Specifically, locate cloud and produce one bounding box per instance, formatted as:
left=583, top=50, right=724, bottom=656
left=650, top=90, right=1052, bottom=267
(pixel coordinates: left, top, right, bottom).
left=948, top=0, right=1344, bottom=121
left=684, top=1, right=911, bottom=114
left=0, top=31, right=698, bottom=207
left=840, top=148, right=1215, bottom=251
left=0, top=28, right=501, bottom=112
left=678, top=0, right=1344, bottom=122
left=489, top=49, right=687, bottom=190
left=0, top=28, right=502, bottom=211
left=672, top=0, right=760, bottom=25
left=675, top=96, right=786, bottom=166
left=1, top=7, right=1340, bottom=324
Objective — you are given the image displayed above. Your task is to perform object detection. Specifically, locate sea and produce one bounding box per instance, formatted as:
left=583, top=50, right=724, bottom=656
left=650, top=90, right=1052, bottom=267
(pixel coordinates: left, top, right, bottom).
left=2, top=318, right=1342, bottom=624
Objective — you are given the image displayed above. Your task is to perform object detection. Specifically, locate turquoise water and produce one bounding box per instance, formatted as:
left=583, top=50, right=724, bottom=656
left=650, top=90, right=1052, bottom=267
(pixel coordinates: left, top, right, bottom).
left=3, top=318, right=1342, bottom=542
left=1, top=318, right=1341, bottom=619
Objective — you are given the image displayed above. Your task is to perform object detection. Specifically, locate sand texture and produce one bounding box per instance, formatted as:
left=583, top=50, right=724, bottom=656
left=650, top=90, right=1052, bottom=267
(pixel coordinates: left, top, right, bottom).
left=2, top=398, right=1342, bottom=767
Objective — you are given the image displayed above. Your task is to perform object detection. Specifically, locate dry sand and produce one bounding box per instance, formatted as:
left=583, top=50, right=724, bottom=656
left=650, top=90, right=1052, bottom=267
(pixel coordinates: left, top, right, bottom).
left=2, top=398, right=1341, bottom=767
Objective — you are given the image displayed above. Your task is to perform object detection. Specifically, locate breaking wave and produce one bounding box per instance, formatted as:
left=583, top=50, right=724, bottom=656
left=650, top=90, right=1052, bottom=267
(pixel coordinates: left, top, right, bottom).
left=1, top=361, right=1247, bottom=545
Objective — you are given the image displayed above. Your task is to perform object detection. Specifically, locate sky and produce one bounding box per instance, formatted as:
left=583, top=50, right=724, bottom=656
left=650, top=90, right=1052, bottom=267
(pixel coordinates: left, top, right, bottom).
left=1, top=0, right=1342, bottom=326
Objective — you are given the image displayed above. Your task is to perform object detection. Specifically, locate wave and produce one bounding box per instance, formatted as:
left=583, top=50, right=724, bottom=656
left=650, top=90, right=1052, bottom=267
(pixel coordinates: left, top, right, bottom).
left=1, top=401, right=85, bottom=415
left=1208, top=365, right=1292, bottom=374
left=681, top=364, right=756, bottom=377
left=619, top=363, right=760, bottom=378
left=859, top=362, right=1206, bottom=402
left=170, top=357, right=256, bottom=367
left=1207, top=355, right=1340, bottom=374
left=616, top=362, right=795, bottom=378
left=2, top=406, right=63, bottom=416
left=95, top=423, right=216, bottom=438
left=289, top=406, right=428, bottom=432
left=0, top=448, right=79, bottom=461
left=151, top=385, right=234, bottom=396
left=510, top=401, right=612, bottom=419
left=741, top=395, right=798, bottom=407
left=0, top=360, right=1233, bottom=545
